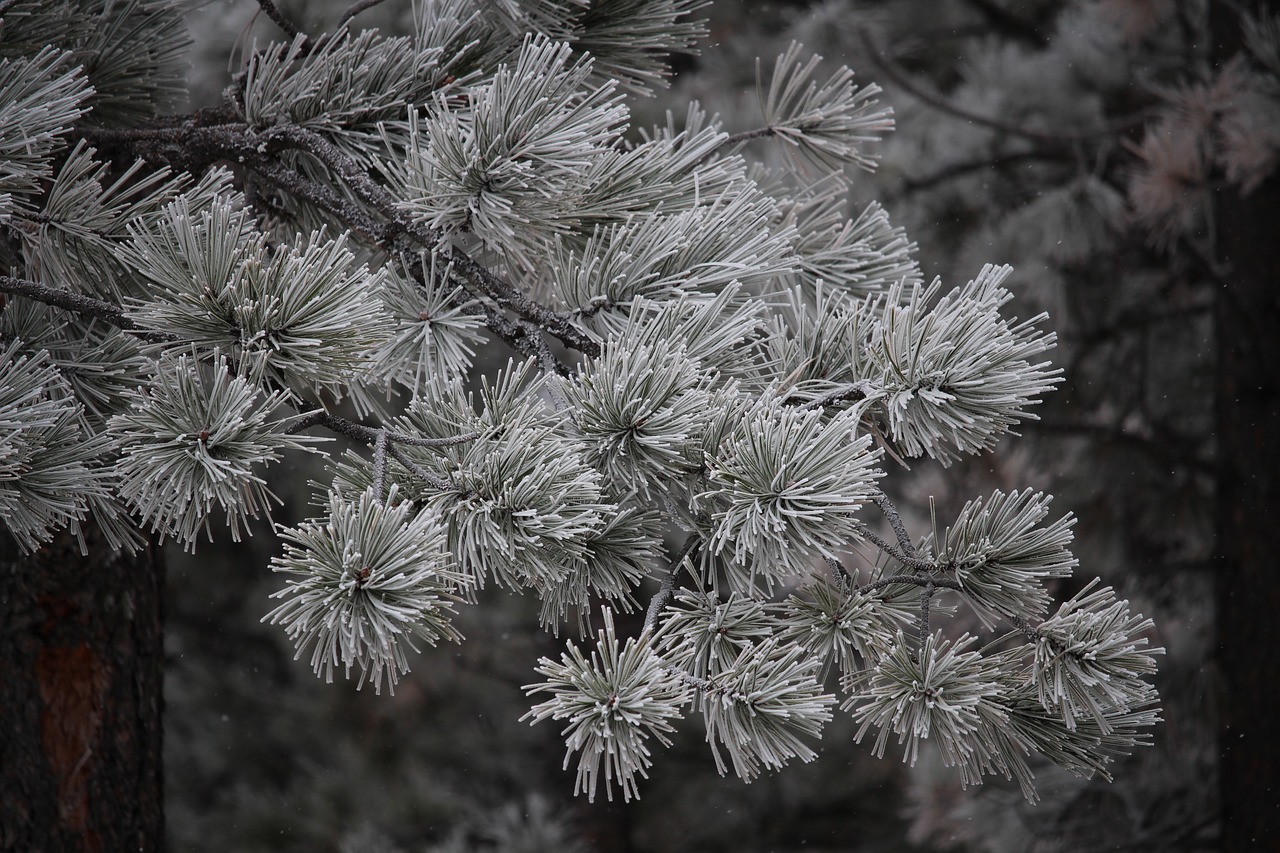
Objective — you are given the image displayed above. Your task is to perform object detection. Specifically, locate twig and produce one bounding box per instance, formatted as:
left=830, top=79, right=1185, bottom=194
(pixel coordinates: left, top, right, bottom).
left=387, top=444, right=455, bottom=493
left=254, top=126, right=600, bottom=357
left=854, top=522, right=935, bottom=572
left=253, top=0, right=303, bottom=40
left=286, top=408, right=478, bottom=449
left=824, top=555, right=853, bottom=589
left=247, top=159, right=393, bottom=245
left=337, top=0, right=389, bottom=29
left=857, top=574, right=960, bottom=595
left=871, top=487, right=918, bottom=559
left=720, top=126, right=778, bottom=148
left=917, top=578, right=934, bottom=647
left=1009, top=613, right=1041, bottom=643
left=372, top=429, right=388, bottom=500
left=798, top=380, right=875, bottom=410
left=74, top=120, right=601, bottom=358
left=518, top=320, right=570, bottom=378
left=643, top=534, right=700, bottom=634
left=0, top=275, right=175, bottom=344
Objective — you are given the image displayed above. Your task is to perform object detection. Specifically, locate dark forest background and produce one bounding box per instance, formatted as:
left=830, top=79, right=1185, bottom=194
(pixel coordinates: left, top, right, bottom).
left=157, top=0, right=1276, bottom=850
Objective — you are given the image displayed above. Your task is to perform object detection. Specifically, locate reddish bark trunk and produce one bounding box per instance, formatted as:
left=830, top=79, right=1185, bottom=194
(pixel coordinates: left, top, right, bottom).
left=0, top=524, right=165, bottom=852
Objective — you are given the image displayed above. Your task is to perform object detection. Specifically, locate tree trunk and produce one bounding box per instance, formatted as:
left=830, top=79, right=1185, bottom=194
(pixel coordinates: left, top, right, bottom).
left=1213, top=179, right=1280, bottom=848
left=0, top=524, right=165, bottom=852
left=1211, top=9, right=1280, bottom=847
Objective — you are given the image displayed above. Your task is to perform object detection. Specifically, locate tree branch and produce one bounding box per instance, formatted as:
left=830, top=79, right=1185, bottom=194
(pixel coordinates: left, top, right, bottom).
left=253, top=0, right=304, bottom=40
left=247, top=158, right=394, bottom=245
left=0, top=275, right=174, bottom=343
left=871, top=487, right=918, bottom=559
left=254, top=126, right=601, bottom=357
left=285, top=408, right=478, bottom=449
left=643, top=534, right=700, bottom=634
left=856, top=574, right=960, bottom=595
left=854, top=522, right=935, bottom=572
left=74, top=120, right=602, bottom=358
left=797, top=380, right=875, bottom=410
left=337, top=0, right=390, bottom=29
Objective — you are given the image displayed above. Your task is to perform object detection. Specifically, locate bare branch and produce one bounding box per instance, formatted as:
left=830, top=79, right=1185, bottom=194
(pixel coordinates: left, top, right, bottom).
left=0, top=275, right=175, bottom=343
left=387, top=444, right=456, bottom=493
left=643, top=534, right=700, bottom=634
left=798, top=380, right=875, bottom=410
left=871, top=487, right=918, bottom=559
left=856, top=574, right=961, bottom=595
left=337, top=0, right=390, bottom=29
left=253, top=0, right=304, bottom=40
left=286, top=408, right=478, bottom=446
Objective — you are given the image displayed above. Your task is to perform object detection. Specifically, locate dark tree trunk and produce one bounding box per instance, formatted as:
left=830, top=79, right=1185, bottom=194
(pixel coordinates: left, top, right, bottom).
left=1213, top=180, right=1280, bottom=848
left=1211, top=8, right=1280, bottom=849
left=0, top=524, right=165, bottom=852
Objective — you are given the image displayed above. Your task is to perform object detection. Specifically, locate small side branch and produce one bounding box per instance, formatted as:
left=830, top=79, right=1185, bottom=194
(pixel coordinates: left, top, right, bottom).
left=855, top=523, right=935, bottom=572
left=247, top=159, right=393, bottom=246
left=917, top=579, right=934, bottom=648
left=871, top=488, right=918, bottom=559
left=254, top=0, right=304, bottom=40
left=720, top=126, right=777, bottom=148
left=1009, top=613, right=1041, bottom=643
left=255, top=126, right=600, bottom=358
left=387, top=444, right=454, bottom=493
left=643, top=534, right=700, bottom=635
left=825, top=555, right=853, bottom=590
left=286, top=409, right=478, bottom=449
left=798, top=380, right=874, bottom=411
left=372, top=429, right=389, bottom=500
left=857, top=574, right=960, bottom=596
left=337, top=0, right=390, bottom=29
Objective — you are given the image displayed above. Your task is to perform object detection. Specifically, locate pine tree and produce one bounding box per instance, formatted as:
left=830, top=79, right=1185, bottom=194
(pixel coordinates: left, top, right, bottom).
left=663, top=0, right=1275, bottom=847
left=1, top=0, right=1168, bottom=845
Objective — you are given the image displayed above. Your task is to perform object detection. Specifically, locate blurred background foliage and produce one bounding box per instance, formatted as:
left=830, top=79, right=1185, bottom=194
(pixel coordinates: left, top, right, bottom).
left=166, top=0, right=1254, bottom=849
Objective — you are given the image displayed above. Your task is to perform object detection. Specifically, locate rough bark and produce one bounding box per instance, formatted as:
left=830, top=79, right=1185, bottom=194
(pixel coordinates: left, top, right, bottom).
left=0, top=524, right=165, bottom=853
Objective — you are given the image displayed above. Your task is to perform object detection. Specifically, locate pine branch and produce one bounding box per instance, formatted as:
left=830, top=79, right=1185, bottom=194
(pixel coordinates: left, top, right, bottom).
left=853, top=522, right=935, bottom=572
left=255, top=125, right=600, bottom=357
left=643, top=534, right=700, bottom=634
left=285, top=408, right=478, bottom=449
left=871, top=488, right=918, bottom=559
left=248, top=158, right=393, bottom=245
left=253, top=0, right=304, bottom=40
left=857, top=574, right=961, bottom=595
left=0, top=275, right=174, bottom=343
left=337, top=0, right=390, bottom=29
left=74, top=120, right=602, bottom=357
left=797, top=380, right=875, bottom=410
